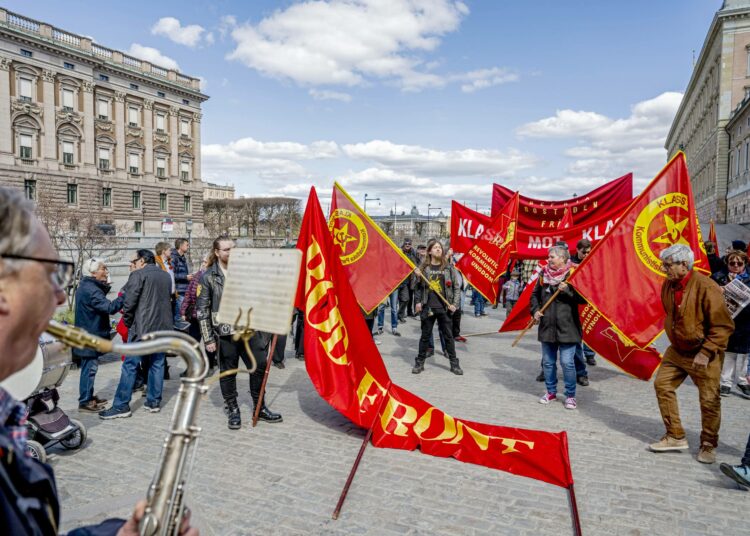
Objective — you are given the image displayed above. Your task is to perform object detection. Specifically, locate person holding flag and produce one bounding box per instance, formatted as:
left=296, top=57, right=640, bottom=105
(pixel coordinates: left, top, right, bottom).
left=532, top=245, right=587, bottom=410
left=413, top=239, right=462, bottom=376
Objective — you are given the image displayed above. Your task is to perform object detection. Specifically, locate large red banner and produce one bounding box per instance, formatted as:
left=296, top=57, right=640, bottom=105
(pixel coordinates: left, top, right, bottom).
left=453, top=201, right=628, bottom=259
left=491, top=173, right=633, bottom=228
left=297, top=187, right=574, bottom=488
left=329, top=182, right=415, bottom=314
left=568, top=153, right=709, bottom=348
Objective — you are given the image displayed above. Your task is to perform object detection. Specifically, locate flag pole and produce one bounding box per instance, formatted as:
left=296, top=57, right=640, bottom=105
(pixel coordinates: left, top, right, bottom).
left=567, top=484, right=583, bottom=536
left=332, top=394, right=388, bottom=520
left=462, top=330, right=501, bottom=338
left=416, top=270, right=453, bottom=308
left=252, top=334, right=278, bottom=427
left=511, top=282, right=561, bottom=347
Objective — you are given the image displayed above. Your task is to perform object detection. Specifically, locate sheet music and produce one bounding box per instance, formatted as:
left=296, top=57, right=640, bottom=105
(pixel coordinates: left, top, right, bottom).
left=216, top=248, right=302, bottom=335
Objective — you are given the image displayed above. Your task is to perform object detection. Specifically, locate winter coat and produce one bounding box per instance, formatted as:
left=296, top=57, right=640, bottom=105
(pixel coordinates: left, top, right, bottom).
left=121, top=264, right=173, bottom=342
left=73, top=276, right=125, bottom=358
left=530, top=274, right=587, bottom=344
left=661, top=272, right=733, bottom=360
left=414, top=263, right=461, bottom=319
left=171, top=250, right=190, bottom=295
left=712, top=270, right=750, bottom=353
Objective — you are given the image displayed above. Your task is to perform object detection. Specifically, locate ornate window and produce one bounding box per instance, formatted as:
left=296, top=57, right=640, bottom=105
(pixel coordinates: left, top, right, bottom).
left=180, top=161, right=190, bottom=181
left=62, top=88, right=75, bottom=112
left=97, top=98, right=109, bottom=120
left=102, top=187, right=112, bottom=208
left=155, top=112, right=166, bottom=133
left=128, top=106, right=139, bottom=127
left=98, top=147, right=111, bottom=170
left=156, top=156, right=167, bottom=178
left=19, top=134, right=32, bottom=158
left=129, top=153, right=140, bottom=174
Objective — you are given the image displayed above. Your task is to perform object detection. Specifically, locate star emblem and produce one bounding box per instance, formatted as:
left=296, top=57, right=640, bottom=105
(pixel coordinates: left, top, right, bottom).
left=332, top=222, right=356, bottom=252
left=652, top=214, right=689, bottom=247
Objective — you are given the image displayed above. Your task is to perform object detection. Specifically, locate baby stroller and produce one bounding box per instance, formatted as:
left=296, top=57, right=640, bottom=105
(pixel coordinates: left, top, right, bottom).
left=0, top=332, right=86, bottom=463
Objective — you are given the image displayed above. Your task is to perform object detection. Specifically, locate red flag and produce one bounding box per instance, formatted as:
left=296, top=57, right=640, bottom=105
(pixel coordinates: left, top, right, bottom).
left=709, top=219, right=718, bottom=252
left=450, top=200, right=488, bottom=255
left=499, top=263, right=543, bottom=332
left=298, top=187, right=574, bottom=488
left=329, top=183, right=415, bottom=313
left=456, top=193, right=519, bottom=303
left=569, top=152, right=709, bottom=348
left=492, top=173, right=633, bottom=228
left=559, top=208, right=573, bottom=229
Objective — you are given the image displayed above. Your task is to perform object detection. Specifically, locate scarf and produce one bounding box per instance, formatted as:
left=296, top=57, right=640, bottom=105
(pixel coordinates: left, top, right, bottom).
left=541, top=259, right=573, bottom=287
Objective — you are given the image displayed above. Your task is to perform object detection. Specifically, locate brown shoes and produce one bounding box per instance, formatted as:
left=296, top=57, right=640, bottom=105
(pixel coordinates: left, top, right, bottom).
left=697, top=443, right=717, bottom=464
left=78, top=399, right=106, bottom=412
left=649, top=435, right=689, bottom=452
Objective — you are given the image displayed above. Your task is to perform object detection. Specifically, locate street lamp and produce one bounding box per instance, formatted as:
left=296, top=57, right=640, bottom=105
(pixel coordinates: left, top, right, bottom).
left=363, top=193, right=380, bottom=213
left=185, top=218, right=193, bottom=266
left=427, top=203, right=442, bottom=238
left=141, top=201, right=147, bottom=237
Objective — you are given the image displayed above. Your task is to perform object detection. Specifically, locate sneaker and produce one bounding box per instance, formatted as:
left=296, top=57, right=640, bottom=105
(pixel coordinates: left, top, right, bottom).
left=133, top=383, right=145, bottom=393
left=480, top=312, right=488, bottom=316
left=720, top=385, right=731, bottom=397
left=273, top=361, right=285, bottom=369
left=649, top=435, right=689, bottom=452
left=719, top=463, right=750, bottom=488
left=412, top=362, right=425, bottom=374
left=586, top=356, right=597, bottom=366
left=536, top=371, right=545, bottom=382
left=454, top=336, right=467, bottom=343
left=295, top=353, right=305, bottom=361
left=737, top=384, right=750, bottom=399
left=577, top=376, right=589, bottom=387
left=79, top=400, right=104, bottom=412
left=92, top=395, right=108, bottom=405
left=99, top=406, right=132, bottom=420
left=539, top=392, right=557, bottom=404
left=143, top=403, right=161, bottom=413
left=399, top=318, right=406, bottom=324
left=697, top=443, right=717, bottom=464
left=376, top=327, right=384, bottom=335
left=392, top=330, right=401, bottom=337
left=564, top=397, right=577, bottom=410
left=450, top=364, right=463, bottom=375
left=374, top=339, right=382, bottom=345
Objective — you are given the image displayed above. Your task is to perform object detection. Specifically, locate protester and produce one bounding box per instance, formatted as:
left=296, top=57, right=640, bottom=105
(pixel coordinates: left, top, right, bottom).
left=531, top=245, right=587, bottom=410
left=171, top=238, right=192, bottom=331
left=650, top=244, right=733, bottom=464
left=413, top=239, right=462, bottom=375
left=711, top=250, right=750, bottom=398
left=705, top=241, right=725, bottom=275
left=196, top=237, right=282, bottom=429
left=472, top=287, right=488, bottom=317
left=401, top=238, right=419, bottom=318
left=292, top=307, right=305, bottom=359
left=179, top=255, right=217, bottom=374
left=99, top=249, right=173, bottom=418
left=73, top=258, right=125, bottom=412
left=410, top=244, right=427, bottom=317
left=720, top=433, right=750, bottom=488
left=501, top=269, right=522, bottom=314
left=0, top=186, right=198, bottom=535
left=570, top=239, right=596, bottom=387
left=376, top=289, right=400, bottom=336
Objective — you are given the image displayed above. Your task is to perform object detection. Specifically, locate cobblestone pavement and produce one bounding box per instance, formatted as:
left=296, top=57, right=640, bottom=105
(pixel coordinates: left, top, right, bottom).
left=50, top=307, right=749, bottom=536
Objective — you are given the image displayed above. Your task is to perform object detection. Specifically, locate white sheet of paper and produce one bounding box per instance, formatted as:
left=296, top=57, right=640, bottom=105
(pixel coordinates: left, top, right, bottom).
left=216, top=248, right=302, bottom=335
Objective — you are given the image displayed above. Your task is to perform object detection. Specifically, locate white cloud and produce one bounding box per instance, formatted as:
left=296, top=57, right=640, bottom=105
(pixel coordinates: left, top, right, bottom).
left=227, top=0, right=512, bottom=93
left=205, top=32, right=215, bottom=45
left=151, top=17, right=208, bottom=48
left=127, top=44, right=179, bottom=70
left=309, top=88, right=352, bottom=102
left=218, top=15, right=237, bottom=39
left=342, top=140, right=536, bottom=177
left=516, top=92, right=684, bottom=186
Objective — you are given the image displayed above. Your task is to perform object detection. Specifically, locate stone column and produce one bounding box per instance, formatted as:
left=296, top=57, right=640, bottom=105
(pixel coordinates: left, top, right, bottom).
left=81, top=80, right=95, bottom=166
left=144, top=99, right=153, bottom=174
left=192, top=112, right=202, bottom=181
left=0, top=56, right=12, bottom=157
left=169, top=106, right=179, bottom=177
left=41, top=69, right=56, bottom=162
left=114, top=91, right=125, bottom=170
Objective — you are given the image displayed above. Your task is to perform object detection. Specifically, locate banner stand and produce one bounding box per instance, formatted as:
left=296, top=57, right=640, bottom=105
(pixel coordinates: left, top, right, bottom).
left=252, top=334, right=278, bottom=427
left=567, top=484, right=583, bottom=536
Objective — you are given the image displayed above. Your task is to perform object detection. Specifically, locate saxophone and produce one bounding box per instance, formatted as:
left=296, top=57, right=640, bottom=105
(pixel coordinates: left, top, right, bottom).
left=46, top=320, right=209, bottom=536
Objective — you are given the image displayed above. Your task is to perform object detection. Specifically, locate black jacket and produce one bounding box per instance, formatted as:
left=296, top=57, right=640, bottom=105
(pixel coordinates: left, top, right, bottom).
left=73, top=277, right=125, bottom=358
left=414, top=264, right=461, bottom=318
left=171, top=250, right=190, bottom=295
left=712, top=269, right=750, bottom=353
left=121, top=264, right=173, bottom=342
left=530, top=275, right=587, bottom=344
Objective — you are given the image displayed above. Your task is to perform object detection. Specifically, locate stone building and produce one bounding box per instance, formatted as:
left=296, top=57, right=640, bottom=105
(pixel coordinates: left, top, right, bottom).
left=665, top=0, right=750, bottom=223
left=372, top=205, right=448, bottom=244
left=0, top=8, right=208, bottom=235
left=203, top=182, right=235, bottom=200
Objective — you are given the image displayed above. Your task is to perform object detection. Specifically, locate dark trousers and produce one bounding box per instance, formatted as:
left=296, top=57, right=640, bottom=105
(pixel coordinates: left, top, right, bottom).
left=742, top=432, right=750, bottom=466
left=293, top=309, right=305, bottom=356
left=418, top=310, right=456, bottom=362
left=218, top=335, right=267, bottom=404
left=365, top=317, right=375, bottom=335
left=272, top=335, right=288, bottom=364
left=408, top=287, right=416, bottom=316
left=398, top=300, right=409, bottom=320
left=188, top=318, right=217, bottom=369
left=452, top=310, right=462, bottom=337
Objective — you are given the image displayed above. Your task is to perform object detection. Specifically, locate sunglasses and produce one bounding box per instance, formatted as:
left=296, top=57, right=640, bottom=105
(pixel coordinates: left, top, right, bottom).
left=729, top=261, right=745, bottom=267
left=1, top=254, right=75, bottom=289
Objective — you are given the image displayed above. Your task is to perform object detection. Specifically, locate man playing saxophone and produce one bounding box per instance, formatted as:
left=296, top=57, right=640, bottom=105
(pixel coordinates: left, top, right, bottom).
left=0, top=186, right=197, bottom=535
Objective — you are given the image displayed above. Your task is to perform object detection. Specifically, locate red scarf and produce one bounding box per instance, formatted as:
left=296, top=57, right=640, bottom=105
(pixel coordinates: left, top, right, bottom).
left=542, top=260, right=573, bottom=287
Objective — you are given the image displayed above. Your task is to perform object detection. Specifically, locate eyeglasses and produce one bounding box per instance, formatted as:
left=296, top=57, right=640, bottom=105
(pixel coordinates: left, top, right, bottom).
left=1, top=254, right=75, bottom=289
left=729, top=261, right=745, bottom=267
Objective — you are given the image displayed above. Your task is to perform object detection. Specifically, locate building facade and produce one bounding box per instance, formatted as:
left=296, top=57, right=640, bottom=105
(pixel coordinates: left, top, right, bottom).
left=0, top=8, right=208, bottom=235
left=666, top=0, right=750, bottom=223
left=203, top=182, right=235, bottom=200
left=372, top=205, right=448, bottom=244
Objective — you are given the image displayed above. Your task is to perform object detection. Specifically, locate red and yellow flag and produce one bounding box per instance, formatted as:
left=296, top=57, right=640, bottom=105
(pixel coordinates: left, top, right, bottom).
left=297, top=187, right=574, bottom=488
left=709, top=219, right=718, bottom=253
left=329, top=182, right=415, bottom=313
left=456, top=193, right=519, bottom=303
left=568, top=152, right=708, bottom=348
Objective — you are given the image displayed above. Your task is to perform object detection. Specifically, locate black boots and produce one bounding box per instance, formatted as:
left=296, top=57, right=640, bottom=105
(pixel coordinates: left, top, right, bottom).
left=412, top=358, right=425, bottom=374
left=256, top=404, right=283, bottom=423
left=449, top=359, right=463, bottom=376
left=226, top=398, right=241, bottom=430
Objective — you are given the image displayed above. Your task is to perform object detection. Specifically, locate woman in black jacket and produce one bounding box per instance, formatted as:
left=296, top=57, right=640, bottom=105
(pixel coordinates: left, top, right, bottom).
left=73, top=258, right=125, bottom=411
left=531, top=246, right=587, bottom=410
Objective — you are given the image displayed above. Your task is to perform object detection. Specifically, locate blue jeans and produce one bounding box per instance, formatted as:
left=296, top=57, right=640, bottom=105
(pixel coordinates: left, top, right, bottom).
left=112, top=353, right=166, bottom=410
left=377, top=291, right=399, bottom=331
left=574, top=344, right=588, bottom=378
left=174, top=294, right=184, bottom=325
left=474, top=295, right=486, bottom=316
left=78, top=355, right=99, bottom=404
left=541, top=342, right=577, bottom=399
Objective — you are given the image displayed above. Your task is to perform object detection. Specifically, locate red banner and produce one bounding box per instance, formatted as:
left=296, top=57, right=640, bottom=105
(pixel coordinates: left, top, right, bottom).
left=329, top=182, right=415, bottom=314
left=456, top=193, right=519, bottom=303
left=499, top=265, right=542, bottom=332
left=491, top=173, right=633, bottom=228
left=297, top=187, right=574, bottom=488
left=568, top=153, right=709, bottom=348
left=453, top=201, right=628, bottom=259
left=709, top=219, right=718, bottom=252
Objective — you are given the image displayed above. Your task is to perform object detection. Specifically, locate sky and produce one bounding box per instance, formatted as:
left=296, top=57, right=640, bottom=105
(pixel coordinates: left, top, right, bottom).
left=5, top=0, right=721, bottom=215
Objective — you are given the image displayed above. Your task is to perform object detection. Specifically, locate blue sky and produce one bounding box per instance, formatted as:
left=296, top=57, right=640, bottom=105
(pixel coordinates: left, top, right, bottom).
left=5, top=0, right=720, bottom=214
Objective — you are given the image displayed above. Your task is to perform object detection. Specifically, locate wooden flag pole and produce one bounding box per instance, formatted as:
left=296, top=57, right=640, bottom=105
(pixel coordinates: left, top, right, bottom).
left=511, top=286, right=562, bottom=347
left=416, top=270, right=453, bottom=308
left=252, top=334, right=278, bottom=427
left=332, top=394, right=388, bottom=520
left=567, top=484, right=583, bottom=536
left=461, top=330, right=501, bottom=338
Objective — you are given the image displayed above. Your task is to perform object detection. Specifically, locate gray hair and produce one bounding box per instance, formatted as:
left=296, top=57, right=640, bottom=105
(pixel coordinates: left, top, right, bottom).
left=83, top=257, right=105, bottom=275
left=659, top=244, right=694, bottom=270
left=0, top=187, right=38, bottom=278
left=548, top=245, right=570, bottom=261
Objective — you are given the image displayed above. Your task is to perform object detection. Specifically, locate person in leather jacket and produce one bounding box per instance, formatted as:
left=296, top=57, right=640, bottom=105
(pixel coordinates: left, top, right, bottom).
left=196, top=237, right=282, bottom=429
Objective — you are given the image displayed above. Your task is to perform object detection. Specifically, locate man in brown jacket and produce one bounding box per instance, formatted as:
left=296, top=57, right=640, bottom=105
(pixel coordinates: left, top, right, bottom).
left=650, top=244, right=734, bottom=464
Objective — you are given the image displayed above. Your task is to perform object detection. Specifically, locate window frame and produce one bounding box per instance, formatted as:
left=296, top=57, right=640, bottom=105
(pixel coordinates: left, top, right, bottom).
left=97, top=98, right=109, bottom=120
left=128, top=106, right=139, bottom=127
left=62, top=141, right=74, bottom=165
left=19, top=77, right=33, bottom=102
left=183, top=195, right=191, bottom=214
left=102, top=187, right=112, bottom=208
left=66, top=183, right=78, bottom=205
left=98, top=147, right=111, bottom=170
left=159, top=193, right=168, bottom=212
left=132, top=191, right=141, bottom=210
left=24, top=179, right=36, bottom=201
left=62, top=88, right=75, bottom=112
left=156, top=156, right=167, bottom=178
left=19, top=134, right=33, bottom=159
left=128, top=153, right=140, bottom=174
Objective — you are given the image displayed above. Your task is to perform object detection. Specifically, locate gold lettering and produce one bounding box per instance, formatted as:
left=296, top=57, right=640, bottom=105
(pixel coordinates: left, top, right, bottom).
left=414, top=407, right=458, bottom=441
left=380, top=395, right=418, bottom=437
left=305, top=238, right=325, bottom=295
left=499, top=438, right=535, bottom=454
left=356, top=370, right=387, bottom=410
